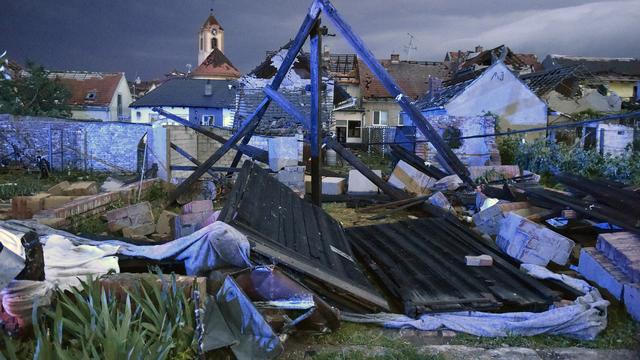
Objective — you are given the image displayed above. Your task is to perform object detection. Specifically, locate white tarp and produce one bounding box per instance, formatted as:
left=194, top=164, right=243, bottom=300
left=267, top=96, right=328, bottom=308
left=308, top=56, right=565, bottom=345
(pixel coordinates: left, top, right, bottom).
left=342, top=264, right=609, bottom=340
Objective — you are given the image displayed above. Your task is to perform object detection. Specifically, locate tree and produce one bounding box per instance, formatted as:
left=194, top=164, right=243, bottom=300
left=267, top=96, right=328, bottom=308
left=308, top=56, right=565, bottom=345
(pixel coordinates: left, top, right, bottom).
left=0, top=61, right=72, bottom=118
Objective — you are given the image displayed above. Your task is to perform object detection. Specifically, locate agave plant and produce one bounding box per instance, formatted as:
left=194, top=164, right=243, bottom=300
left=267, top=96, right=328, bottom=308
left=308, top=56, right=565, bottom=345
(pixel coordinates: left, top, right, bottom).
left=1, top=274, right=199, bottom=360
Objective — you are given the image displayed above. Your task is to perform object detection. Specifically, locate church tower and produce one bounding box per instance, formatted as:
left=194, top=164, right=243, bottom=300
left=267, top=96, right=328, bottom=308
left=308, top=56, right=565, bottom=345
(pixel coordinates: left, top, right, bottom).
left=198, top=10, right=225, bottom=66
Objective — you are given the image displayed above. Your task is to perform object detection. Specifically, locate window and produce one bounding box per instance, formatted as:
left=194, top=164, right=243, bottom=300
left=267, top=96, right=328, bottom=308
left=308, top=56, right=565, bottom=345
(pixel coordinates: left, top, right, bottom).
left=201, top=115, right=215, bottom=126
left=85, top=90, right=97, bottom=100
left=372, top=110, right=388, bottom=126
left=200, top=37, right=203, bottom=51
left=117, top=94, right=123, bottom=118
left=211, top=37, right=218, bottom=50
left=222, top=110, right=235, bottom=128
left=348, top=120, right=361, bottom=138
left=397, top=113, right=403, bottom=126
left=136, top=111, right=141, bottom=119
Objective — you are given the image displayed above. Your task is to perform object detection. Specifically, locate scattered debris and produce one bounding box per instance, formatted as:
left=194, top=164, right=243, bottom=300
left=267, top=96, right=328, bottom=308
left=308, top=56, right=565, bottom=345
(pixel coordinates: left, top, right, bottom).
left=497, top=212, right=575, bottom=266
left=465, top=254, right=493, bottom=267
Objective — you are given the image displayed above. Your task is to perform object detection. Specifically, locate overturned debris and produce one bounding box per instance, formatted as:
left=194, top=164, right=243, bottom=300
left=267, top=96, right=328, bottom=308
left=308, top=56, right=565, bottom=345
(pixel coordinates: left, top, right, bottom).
left=346, top=218, right=558, bottom=316
left=219, top=161, right=388, bottom=312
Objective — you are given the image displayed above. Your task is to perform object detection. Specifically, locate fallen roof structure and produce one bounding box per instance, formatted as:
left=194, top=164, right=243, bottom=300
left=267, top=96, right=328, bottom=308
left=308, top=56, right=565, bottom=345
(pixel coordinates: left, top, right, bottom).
left=159, top=0, right=474, bottom=206
left=346, top=218, right=558, bottom=316
left=219, top=161, right=389, bottom=312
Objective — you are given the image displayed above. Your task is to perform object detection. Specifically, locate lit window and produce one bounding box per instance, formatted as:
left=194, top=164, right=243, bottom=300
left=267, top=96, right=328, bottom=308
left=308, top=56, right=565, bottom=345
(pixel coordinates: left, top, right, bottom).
left=372, top=110, right=388, bottom=126
left=201, top=115, right=215, bottom=126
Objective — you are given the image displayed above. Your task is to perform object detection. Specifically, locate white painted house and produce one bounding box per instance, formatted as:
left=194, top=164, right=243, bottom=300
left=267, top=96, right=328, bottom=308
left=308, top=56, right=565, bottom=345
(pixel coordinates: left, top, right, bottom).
left=414, top=61, right=547, bottom=136
left=49, top=71, right=133, bottom=122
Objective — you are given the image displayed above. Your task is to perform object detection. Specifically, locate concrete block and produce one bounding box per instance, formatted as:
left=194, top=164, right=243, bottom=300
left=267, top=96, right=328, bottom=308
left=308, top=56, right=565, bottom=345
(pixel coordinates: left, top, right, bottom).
left=108, top=218, right=132, bottom=233
left=623, top=283, right=640, bottom=321
left=388, top=160, right=436, bottom=196
left=596, top=232, right=640, bottom=282
left=432, top=174, right=463, bottom=191
left=11, top=193, right=50, bottom=219
left=496, top=212, right=575, bottom=266
left=578, top=247, right=630, bottom=300
left=472, top=202, right=531, bottom=237
left=428, top=192, right=453, bottom=212
left=276, top=166, right=305, bottom=193
left=47, top=181, right=70, bottom=196
left=348, top=169, right=381, bottom=194
left=322, top=177, right=346, bottom=195
left=465, top=255, right=493, bottom=266
left=268, top=137, right=298, bottom=171
left=182, top=200, right=213, bottom=214
left=122, top=223, right=156, bottom=238
left=179, top=212, right=211, bottom=226
left=62, top=181, right=99, bottom=196
left=43, top=196, right=76, bottom=210
left=103, top=201, right=154, bottom=225
left=156, top=210, right=178, bottom=235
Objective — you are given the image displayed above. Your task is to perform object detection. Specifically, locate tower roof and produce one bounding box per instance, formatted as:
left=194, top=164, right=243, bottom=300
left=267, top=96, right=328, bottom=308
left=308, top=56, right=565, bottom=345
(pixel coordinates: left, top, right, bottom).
left=192, top=47, right=240, bottom=79
left=201, top=13, right=223, bottom=30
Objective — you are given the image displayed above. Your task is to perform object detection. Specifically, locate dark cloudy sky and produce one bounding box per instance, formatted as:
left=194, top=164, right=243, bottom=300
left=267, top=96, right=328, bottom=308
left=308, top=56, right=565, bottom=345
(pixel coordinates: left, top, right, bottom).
left=3, top=0, right=639, bottom=80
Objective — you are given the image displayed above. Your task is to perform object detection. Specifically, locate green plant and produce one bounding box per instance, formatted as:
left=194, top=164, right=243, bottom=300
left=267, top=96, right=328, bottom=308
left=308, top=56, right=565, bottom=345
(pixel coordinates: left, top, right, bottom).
left=0, top=275, right=199, bottom=360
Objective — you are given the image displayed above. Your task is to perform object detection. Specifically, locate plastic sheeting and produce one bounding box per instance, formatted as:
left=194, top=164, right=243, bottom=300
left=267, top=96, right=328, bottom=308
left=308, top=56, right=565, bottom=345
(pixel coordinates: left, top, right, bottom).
left=43, top=234, right=119, bottom=289
left=110, top=222, right=252, bottom=276
left=342, top=264, right=609, bottom=340
left=4, top=220, right=251, bottom=278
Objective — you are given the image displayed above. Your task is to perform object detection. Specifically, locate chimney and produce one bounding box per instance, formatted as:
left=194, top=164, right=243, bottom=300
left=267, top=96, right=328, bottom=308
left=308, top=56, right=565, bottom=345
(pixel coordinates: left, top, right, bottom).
left=390, top=54, right=400, bottom=64
left=475, top=45, right=483, bottom=53
left=427, top=76, right=443, bottom=100
left=204, top=80, right=213, bottom=96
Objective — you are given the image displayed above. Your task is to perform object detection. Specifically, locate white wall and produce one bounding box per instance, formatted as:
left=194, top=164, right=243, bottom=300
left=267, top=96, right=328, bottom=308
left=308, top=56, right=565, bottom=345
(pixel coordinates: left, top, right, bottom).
left=596, top=123, right=634, bottom=156
left=446, top=62, right=547, bottom=128
left=108, top=75, right=133, bottom=121
left=131, top=106, right=189, bottom=124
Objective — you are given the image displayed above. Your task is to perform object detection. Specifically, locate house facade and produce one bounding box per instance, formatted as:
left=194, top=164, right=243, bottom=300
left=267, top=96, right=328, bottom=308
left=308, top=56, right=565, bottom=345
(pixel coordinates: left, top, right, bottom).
left=49, top=71, right=132, bottom=122
left=542, top=55, right=640, bottom=103
left=129, top=78, right=237, bottom=127
left=413, top=61, right=547, bottom=137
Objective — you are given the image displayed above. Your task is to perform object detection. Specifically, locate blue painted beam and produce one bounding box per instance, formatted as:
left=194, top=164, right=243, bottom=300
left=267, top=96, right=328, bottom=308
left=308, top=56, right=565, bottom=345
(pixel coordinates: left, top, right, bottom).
left=228, top=1, right=323, bottom=174
left=309, top=19, right=323, bottom=206
left=168, top=2, right=322, bottom=203
left=263, top=86, right=308, bottom=127
left=169, top=142, right=218, bottom=178
left=319, top=0, right=474, bottom=186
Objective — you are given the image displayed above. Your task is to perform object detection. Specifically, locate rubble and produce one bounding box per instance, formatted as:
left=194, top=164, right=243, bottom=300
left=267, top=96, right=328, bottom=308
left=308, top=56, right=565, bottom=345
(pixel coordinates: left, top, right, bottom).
left=348, top=169, right=382, bottom=194
left=496, top=212, right=575, bottom=266
left=388, top=160, right=436, bottom=196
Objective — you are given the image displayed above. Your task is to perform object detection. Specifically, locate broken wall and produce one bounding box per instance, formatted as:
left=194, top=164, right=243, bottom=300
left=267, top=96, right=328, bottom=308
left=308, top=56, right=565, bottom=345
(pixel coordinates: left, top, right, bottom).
left=415, top=115, right=500, bottom=167
left=595, top=123, right=635, bottom=156
left=0, top=114, right=149, bottom=172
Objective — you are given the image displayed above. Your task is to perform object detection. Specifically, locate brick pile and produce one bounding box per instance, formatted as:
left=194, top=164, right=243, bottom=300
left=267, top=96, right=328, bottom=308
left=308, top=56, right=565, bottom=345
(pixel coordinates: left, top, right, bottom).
left=578, top=232, right=640, bottom=321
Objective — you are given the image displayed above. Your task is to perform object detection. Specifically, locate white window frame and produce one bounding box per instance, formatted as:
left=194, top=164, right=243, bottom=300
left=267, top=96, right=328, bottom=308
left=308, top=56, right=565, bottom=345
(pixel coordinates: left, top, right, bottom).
left=201, top=115, right=215, bottom=126
left=372, top=110, right=388, bottom=126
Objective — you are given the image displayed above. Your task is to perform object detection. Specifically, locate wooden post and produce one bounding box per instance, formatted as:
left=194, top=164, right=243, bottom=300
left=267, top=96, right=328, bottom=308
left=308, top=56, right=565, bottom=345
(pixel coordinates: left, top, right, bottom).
left=310, top=19, right=322, bottom=206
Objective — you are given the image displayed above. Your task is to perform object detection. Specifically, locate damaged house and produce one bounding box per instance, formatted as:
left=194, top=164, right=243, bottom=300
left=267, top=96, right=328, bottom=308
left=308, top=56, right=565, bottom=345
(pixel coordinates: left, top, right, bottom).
left=543, top=55, right=640, bottom=105
left=235, top=43, right=338, bottom=136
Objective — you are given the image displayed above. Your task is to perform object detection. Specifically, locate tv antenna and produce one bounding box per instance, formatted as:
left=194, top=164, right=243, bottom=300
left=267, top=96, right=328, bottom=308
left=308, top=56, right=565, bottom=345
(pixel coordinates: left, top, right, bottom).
left=404, top=33, right=417, bottom=60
